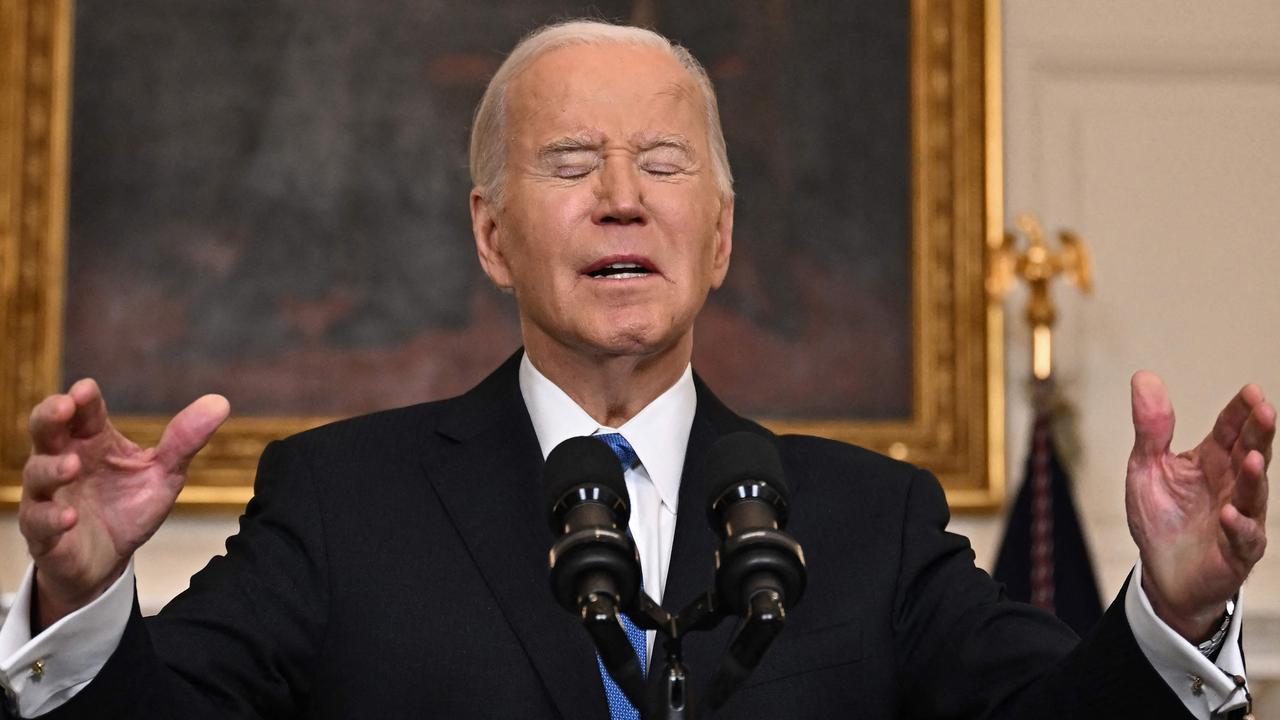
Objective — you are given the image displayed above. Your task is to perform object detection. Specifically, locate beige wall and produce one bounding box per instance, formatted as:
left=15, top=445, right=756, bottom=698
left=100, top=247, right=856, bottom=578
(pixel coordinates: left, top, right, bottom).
left=2, top=0, right=1279, bottom=711
left=949, top=1, right=1280, bottom=712
left=1, top=513, right=238, bottom=614
left=957, top=0, right=1280, bottom=598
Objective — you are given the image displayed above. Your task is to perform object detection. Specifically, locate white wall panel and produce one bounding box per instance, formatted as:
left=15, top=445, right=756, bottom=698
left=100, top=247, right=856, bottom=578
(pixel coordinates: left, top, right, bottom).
left=980, top=1, right=1280, bottom=707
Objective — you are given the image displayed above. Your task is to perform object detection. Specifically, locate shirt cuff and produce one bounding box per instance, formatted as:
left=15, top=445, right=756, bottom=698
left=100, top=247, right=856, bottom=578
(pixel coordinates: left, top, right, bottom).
left=0, top=560, right=135, bottom=718
left=1124, top=559, right=1247, bottom=718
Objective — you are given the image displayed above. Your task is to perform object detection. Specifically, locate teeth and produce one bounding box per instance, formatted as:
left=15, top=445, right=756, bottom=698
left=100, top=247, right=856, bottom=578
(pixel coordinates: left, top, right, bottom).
left=588, top=261, right=651, bottom=279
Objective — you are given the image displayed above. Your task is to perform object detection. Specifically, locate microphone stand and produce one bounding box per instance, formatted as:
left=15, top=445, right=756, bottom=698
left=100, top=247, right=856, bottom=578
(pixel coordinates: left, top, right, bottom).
left=575, top=535, right=804, bottom=718
left=581, top=589, right=702, bottom=720
left=627, top=591, right=724, bottom=720
left=581, top=590, right=650, bottom=708
left=584, top=588, right=787, bottom=720
left=705, top=589, right=785, bottom=710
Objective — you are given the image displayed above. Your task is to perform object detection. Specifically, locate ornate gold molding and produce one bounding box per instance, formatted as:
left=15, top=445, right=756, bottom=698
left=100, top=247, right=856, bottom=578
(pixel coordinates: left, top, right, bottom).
left=768, top=0, right=1005, bottom=510
left=0, top=0, right=1005, bottom=511
left=1, top=0, right=71, bottom=502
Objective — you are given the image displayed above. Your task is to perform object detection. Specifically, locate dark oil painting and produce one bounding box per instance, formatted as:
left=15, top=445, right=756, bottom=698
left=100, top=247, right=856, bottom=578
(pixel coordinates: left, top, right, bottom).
left=65, top=0, right=910, bottom=420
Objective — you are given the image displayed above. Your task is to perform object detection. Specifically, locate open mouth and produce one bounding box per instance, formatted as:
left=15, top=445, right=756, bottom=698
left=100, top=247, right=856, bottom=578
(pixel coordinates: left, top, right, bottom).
left=582, top=257, right=658, bottom=280
left=589, top=263, right=652, bottom=279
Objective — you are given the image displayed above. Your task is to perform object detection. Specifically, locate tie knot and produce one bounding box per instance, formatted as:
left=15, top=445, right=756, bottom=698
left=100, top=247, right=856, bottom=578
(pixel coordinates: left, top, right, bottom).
left=594, top=433, right=639, bottom=472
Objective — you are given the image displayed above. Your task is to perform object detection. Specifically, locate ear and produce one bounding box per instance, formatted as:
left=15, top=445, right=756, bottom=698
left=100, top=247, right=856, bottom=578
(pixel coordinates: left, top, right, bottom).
left=471, top=188, right=514, bottom=290
left=709, top=195, right=734, bottom=289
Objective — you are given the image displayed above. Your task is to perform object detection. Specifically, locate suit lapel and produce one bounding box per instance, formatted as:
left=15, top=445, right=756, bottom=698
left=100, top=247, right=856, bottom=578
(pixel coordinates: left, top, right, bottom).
left=423, top=357, right=789, bottom=717
left=658, top=376, right=779, bottom=704
left=663, top=374, right=780, bottom=611
left=423, top=352, right=608, bottom=719
left=660, top=408, right=719, bottom=612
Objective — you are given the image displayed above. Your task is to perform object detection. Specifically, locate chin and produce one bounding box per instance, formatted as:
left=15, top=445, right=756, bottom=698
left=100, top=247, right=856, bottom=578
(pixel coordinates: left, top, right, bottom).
left=586, top=332, right=661, bottom=357
left=543, top=306, right=695, bottom=359
left=597, top=324, right=691, bottom=360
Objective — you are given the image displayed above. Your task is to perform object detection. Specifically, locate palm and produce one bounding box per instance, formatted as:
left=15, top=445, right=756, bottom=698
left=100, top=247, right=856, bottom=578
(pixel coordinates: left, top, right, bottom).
left=1131, top=445, right=1244, bottom=601
left=20, top=379, right=229, bottom=608
left=1125, top=371, right=1273, bottom=638
left=41, top=425, right=177, bottom=577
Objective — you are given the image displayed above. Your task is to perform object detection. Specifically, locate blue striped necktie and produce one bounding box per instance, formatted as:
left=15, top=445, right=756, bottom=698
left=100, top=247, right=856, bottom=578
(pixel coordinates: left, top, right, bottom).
left=592, top=432, right=647, bottom=720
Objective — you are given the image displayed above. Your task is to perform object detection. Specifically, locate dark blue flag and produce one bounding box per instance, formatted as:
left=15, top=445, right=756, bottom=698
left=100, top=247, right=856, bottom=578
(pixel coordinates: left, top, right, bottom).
left=992, top=410, right=1103, bottom=636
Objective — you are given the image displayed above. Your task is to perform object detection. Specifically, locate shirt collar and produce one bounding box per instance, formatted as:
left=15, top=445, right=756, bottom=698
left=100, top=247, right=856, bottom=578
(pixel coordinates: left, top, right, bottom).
left=519, top=352, right=694, bottom=514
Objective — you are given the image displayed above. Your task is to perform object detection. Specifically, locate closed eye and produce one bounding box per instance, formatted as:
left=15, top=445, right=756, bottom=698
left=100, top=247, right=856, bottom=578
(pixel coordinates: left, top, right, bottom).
left=642, top=162, right=682, bottom=176
left=539, top=145, right=600, bottom=180
left=556, top=162, right=597, bottom=179
left=638, top=143, right=693, bottom=177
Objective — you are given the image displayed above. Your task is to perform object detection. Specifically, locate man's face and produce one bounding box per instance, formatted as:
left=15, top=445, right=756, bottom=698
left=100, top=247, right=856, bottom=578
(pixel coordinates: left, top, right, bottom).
left=472, top=42, right=733, bottom=364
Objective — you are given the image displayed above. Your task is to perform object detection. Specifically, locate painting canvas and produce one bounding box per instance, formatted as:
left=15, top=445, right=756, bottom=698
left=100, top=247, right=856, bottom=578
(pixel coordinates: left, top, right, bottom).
left=63, top=0, right=910, bottom=420
left=0, top=0, right=1001, bottom=508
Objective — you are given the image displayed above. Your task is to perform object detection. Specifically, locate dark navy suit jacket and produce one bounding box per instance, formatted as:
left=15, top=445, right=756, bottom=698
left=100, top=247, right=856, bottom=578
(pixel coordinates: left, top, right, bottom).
left=24, top=351, right=1192, bottom=719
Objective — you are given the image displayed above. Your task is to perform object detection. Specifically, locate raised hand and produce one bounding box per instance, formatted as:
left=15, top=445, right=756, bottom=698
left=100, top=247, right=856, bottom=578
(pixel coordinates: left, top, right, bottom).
left=19, top=378, right=230, bottom=629
left=1125, top=371, right=1273, bottom=641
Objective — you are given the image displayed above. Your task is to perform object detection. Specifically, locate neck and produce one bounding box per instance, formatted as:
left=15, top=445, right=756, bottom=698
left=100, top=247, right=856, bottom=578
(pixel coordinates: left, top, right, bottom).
left=523, top=335, right=691, bottom=428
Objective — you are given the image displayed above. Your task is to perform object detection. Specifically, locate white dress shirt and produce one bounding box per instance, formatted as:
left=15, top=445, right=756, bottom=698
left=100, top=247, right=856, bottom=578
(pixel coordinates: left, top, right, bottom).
left=0, top=559, right=134, bottom=717
left=520, top=353, right=695, bottom=662
left=1126, top=561, right=1247, bottom=716
left=0, top=355, right=1250, bottom=717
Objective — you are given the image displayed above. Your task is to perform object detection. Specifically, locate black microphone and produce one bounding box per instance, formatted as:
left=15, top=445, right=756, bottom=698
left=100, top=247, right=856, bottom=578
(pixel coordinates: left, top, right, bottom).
left=544, top=436, right=647, bottom=712
left=704, top=432, right=806, bottom=614
left=703, top=431, right=807, bottom=710
left=545, top=436, right=641, bottom=611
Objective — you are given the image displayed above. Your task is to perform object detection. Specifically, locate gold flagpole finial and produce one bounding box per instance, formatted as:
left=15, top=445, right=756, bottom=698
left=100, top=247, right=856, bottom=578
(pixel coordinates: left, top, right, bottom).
left=988, top=214, right=1093, bottom=381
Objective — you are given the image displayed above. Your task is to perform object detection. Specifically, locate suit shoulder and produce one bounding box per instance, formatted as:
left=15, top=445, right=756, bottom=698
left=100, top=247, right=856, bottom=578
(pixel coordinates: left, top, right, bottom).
left=774, top=433, right=929, bottom=508
left=273, top=397, right=459, bottom=462
left=776, top=433, right=919, bottom=477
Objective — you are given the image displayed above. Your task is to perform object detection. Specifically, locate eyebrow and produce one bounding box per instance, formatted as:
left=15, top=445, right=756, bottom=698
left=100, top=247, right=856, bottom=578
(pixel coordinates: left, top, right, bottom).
left=537, top=136, right=601, bottom=160
left=634, top=134, right=695, bottom=155
left=535, top=133, right=696, bottom=160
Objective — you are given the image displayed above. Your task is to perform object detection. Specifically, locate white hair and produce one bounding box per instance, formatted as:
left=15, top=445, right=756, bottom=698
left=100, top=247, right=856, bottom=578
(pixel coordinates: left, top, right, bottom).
left=468, top=20, right=734, bottom=206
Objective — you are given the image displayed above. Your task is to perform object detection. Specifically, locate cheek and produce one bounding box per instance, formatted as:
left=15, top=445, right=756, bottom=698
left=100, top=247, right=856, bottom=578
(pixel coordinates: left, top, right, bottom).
left=522, top=193, right=595, bottom=245
left=656, top=204, right=722, bottom=270
left=504, top=200, right=582, bottom=266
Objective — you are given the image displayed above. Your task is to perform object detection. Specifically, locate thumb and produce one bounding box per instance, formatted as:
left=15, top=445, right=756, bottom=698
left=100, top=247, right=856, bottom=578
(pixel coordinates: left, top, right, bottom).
left=156, top=394, right=231, bottom=470
left=1131, top=371, right=1175, bottom=459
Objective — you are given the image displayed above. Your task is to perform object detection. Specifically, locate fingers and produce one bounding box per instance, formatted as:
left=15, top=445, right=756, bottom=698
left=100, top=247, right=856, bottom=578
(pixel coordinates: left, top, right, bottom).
left=17, top=498, right=78, bottom=555
left=1224, top=443, right=1268, bottom=574
left=1131, top=371, right=1175, bottom=459
left=28, top=393, right=76, bottom=454
left=1232, top=449, right=1269, bottom=519
left=1237, top=399, right=1275, bottom=468
left=23, top=452, right=81, bottom=501
left=28, top=379, right=110, bottom=454
left=1221, top=502, right=1267, bottom=568
left=66, top=378, right=111, bottom=438
left=1211, top=384, right=1264, bottom=451
left=156, top=394, right=231, bottom=470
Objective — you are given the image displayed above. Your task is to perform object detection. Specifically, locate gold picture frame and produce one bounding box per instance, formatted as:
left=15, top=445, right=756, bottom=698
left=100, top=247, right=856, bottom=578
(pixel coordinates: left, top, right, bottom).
left=0, top=0, right=1005, bottom=511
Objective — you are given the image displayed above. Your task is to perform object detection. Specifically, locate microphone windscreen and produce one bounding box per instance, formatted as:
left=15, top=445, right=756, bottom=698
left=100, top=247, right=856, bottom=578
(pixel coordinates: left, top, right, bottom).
left=702, top=431, right=789, bottom=504
left=543, top=435, right=629, bottom=512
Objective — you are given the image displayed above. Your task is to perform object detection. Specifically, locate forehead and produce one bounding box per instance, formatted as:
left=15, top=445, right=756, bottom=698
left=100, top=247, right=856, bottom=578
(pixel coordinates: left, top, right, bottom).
left=505, top=43, right=706, bottom=148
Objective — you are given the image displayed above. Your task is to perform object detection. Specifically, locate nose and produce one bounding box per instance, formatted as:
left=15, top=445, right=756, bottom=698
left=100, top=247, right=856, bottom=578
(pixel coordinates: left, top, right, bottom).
left=591, top=156, right=647, bottom=226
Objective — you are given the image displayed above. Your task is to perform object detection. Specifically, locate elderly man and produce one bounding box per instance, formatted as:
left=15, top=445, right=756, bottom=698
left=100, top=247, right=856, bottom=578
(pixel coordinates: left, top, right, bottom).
left=1, top=20, right=1272, bottom=720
